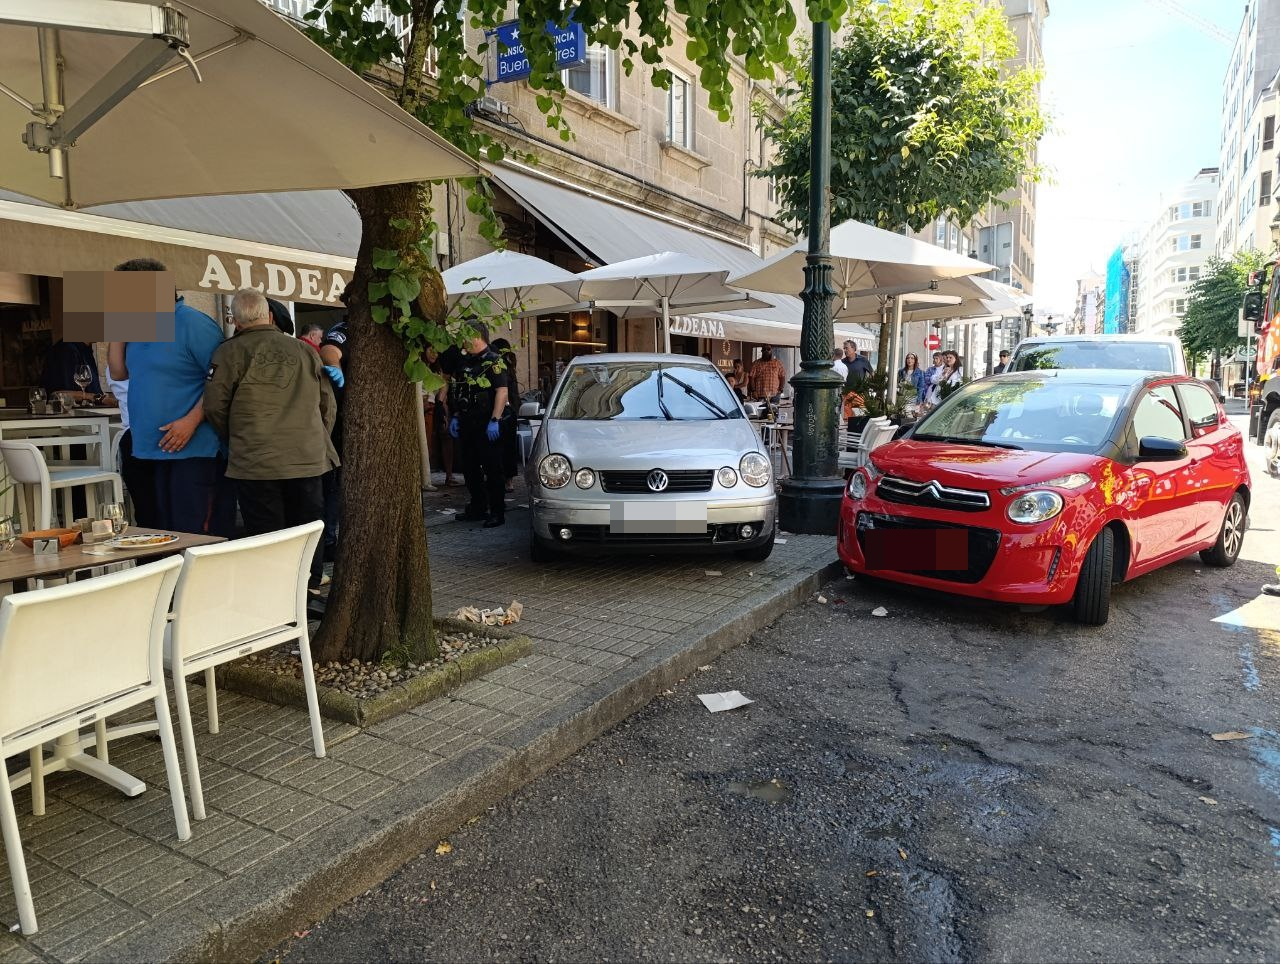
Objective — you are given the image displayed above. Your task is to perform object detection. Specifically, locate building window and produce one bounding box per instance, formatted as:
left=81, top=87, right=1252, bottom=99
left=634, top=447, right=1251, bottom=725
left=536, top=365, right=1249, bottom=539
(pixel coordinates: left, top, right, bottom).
left=1263, top=170, right=1273, bottom=206
left=1189, top=266, right=1200, bottom=282
left=949, top=224, right=959, bottom=251
left=1190, top=233, right=1202, bottom=249
left=1267, top=116, right=1276, bottom=151
left=1174, top=298, right=1187, bottom=316
left=935, top=217, right=947, bottom=246
left=666, top=71, right=694, bottom=149
left=563, top=46, right=615, bottom=109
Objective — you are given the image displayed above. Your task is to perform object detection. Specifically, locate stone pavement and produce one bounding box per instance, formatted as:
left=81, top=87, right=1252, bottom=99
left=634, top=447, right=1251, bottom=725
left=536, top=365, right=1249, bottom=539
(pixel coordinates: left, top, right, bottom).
left=0, top=500, right=837, bottom=963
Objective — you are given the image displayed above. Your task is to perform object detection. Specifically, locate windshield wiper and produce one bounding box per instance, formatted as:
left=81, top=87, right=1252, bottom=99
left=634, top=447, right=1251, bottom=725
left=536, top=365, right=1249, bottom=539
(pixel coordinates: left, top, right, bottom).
left=661, top=371, right=729, bottom=418
left=655, top=367, right=675, bottom=421
left=914, top=433, right=1023, bottom=450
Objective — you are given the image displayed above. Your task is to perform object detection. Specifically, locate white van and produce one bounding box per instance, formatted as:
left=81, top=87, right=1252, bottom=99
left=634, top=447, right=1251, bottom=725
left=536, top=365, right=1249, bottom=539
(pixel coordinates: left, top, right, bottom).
left=1008, top=335, right=1187, bottom=375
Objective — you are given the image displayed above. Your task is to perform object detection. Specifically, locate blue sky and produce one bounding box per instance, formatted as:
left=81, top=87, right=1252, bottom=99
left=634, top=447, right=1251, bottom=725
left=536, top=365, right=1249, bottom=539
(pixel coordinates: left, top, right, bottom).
left=1036, top=0, right=1244, bottom=314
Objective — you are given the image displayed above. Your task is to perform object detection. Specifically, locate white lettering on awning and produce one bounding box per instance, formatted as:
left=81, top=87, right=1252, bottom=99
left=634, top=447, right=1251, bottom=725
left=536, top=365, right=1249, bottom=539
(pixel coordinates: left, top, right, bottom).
left=196, top=254, right=348, bottom=306
left=669, top=316, right=726, bottom=339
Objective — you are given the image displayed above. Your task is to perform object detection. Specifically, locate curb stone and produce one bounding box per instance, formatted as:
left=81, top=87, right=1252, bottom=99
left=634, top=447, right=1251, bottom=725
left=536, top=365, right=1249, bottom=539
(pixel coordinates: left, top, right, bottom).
left=98, top=554, right=842, bottom=962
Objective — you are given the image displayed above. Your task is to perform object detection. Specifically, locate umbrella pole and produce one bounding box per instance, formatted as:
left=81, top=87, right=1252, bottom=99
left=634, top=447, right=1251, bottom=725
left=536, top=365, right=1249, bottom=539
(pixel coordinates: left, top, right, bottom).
left=887, top=296, right=904, bottom=404
left=662, top=296, right=671, bottom=353
left=415, top=383, right=433, bottom=490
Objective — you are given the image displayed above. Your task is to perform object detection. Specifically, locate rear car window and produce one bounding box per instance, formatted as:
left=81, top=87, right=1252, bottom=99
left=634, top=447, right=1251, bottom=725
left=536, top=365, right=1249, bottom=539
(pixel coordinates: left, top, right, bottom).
left=1012, top=341, right=1176, bottom=373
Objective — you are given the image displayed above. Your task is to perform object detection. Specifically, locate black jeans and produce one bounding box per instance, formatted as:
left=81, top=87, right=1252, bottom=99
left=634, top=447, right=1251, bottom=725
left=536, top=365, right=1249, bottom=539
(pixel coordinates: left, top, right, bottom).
left=460, top=423, right=505, bottom=518
left=153, top=455, right=236, bottom=537
left=236, top=476, right=326, bottom=588
left=321, top=467, right=340, bottom=561
left=118, top=430, right=160, bottom=529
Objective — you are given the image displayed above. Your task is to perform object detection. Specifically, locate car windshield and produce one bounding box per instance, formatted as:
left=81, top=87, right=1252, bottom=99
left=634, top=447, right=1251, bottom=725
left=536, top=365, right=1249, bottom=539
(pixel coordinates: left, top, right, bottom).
left=914, top=378, right=1127, bottom=452
left=550, top=360, right=742, bottom=421
left=1011, top=341, right=1176, bottom=373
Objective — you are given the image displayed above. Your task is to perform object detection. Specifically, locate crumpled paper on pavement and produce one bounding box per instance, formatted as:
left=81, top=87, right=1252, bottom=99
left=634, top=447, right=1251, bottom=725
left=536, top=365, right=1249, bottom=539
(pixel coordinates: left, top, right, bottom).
left=452, top=600, right=523, bottom=626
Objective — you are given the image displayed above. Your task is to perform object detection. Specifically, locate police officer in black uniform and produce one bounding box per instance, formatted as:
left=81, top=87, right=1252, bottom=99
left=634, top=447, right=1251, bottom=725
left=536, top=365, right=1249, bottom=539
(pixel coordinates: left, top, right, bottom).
left=448, top=323, right=510, bottom=528
left=317, top=318, right=349, bottom=560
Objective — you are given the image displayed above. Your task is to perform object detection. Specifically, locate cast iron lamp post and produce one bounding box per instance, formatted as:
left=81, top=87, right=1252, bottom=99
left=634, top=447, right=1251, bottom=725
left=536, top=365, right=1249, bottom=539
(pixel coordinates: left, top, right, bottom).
left=777, top=19, right=845, bottom=535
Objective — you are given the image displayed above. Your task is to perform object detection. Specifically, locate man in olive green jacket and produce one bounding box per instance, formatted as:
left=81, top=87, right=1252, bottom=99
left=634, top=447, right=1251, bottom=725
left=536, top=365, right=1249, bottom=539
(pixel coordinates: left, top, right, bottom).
left=204, top=288, right=338, bottom=591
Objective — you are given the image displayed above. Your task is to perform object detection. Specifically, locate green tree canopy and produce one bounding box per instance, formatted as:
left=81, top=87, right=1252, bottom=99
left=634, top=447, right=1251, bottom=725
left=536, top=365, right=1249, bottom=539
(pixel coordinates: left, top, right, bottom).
left=300, top=0, right=840, bottom=664
left=760, top=0, right=1046, bottom=234
left=1179, top=250, right=1267, bottom=362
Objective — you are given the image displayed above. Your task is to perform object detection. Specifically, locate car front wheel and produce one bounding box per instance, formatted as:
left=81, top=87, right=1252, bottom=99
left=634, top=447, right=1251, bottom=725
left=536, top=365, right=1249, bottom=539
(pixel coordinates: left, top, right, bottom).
left=1071, top=527, right=1114, bottom=626
left=530, top=531, right=559, bottom=564
left=735, top=528, right=776, bottom=562
left=1201, top=493, right=1246, bottom=568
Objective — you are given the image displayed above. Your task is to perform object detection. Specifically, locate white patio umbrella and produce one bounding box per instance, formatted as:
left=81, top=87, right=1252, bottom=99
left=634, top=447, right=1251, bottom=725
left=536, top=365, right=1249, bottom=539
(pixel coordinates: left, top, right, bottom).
left=442, top=250, right=582, bottom=315
left=575, top=251, right=771, bottom=352
left=0, top=0, right=476, bottom=207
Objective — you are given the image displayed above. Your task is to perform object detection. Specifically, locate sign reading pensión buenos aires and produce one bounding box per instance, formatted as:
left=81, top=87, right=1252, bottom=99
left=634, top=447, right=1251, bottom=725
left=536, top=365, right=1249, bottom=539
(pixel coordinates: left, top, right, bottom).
left=490, top=18, right=587, bottom=83
left=670, top=316, right=726, bottom=339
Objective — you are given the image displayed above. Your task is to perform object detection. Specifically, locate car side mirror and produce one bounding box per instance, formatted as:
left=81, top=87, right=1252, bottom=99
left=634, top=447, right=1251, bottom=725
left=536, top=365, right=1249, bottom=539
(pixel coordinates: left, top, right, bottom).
left=1137, top=436, right=1187, bottom=461
left=1243, top=291, right=1265, bottom=323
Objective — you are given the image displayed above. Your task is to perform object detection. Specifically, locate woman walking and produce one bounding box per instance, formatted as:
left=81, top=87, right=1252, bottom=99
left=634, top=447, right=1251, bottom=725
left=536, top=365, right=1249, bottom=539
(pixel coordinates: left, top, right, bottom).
left=899, top=352, right=926, bottom=404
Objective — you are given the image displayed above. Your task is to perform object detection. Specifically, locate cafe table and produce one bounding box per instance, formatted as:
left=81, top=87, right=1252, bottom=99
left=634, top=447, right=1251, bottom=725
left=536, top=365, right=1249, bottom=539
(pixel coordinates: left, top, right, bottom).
left=2, top=529, right=225, bottom=806
left=0, top=408, right=120, bottom=525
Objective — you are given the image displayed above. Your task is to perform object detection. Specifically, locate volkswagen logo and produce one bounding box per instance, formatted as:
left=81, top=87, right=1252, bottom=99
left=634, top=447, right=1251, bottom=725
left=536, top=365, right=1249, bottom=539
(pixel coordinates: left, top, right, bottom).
left=646, top=469, right=669, bottom=492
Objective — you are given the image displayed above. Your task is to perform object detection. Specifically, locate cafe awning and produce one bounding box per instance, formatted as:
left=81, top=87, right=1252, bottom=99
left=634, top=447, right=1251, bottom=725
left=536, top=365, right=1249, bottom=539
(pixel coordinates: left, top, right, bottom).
left=0, top=190, right=358, bottom=305
left=487, top=164, right=876, bottom=348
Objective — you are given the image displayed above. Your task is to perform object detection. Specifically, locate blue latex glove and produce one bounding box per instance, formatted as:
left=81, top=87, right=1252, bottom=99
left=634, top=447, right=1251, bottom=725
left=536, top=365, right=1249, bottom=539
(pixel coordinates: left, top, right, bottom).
left=323, top=365, right=345, bottom=389
left=486, top=418, right=501, bottom=442
left=448, top=415, right=460, bottom=439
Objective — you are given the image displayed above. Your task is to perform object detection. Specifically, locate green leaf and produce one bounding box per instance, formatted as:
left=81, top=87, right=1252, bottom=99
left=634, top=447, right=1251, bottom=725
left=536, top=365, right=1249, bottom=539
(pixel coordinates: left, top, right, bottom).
left=388, top=274, right=421, bottom=304
left=372, top=247, right=400, bottom=271
left=370, top=304, right=390, bottom=325
left=389, top=217, right=413, bottom=231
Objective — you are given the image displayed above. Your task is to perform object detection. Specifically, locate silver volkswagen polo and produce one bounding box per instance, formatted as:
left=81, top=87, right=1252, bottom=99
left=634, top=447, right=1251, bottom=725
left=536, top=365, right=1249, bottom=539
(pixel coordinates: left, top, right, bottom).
left=527, top=353, right=778, bottom=561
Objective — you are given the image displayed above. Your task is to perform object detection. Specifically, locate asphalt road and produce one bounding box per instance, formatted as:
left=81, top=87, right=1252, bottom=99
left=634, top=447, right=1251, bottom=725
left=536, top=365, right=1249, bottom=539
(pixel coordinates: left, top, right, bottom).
left=272, top=415, right=1280, bottom=963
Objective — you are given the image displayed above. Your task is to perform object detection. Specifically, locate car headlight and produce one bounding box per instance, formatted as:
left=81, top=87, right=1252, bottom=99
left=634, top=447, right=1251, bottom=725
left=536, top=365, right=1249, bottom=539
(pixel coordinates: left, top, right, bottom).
left=848, top=472, right=868, bottom=500
left=539, top=454, right=572, bottom=489
left=717, top=466, right=738, bottom=488
left=575, top=468, right=596, bottom=489
left=740, top=452, right=771, bottom=487
left=1006, top=490, right=1064, bottom=524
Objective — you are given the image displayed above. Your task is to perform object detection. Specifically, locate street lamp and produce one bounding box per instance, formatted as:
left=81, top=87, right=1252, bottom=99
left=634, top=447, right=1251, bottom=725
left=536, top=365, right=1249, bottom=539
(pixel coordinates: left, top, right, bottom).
left=777, top=19, right=844, bottom=536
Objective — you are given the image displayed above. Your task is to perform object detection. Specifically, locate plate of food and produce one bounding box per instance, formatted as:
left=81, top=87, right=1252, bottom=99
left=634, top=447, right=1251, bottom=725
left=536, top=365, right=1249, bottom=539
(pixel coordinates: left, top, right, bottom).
left=107, top=533, right=180, bottom=549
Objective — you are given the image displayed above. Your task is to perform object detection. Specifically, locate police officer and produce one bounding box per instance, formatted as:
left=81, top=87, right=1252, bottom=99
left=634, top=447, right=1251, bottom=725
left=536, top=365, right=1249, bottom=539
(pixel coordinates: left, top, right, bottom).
left=448, top=323, right=510, bottom=527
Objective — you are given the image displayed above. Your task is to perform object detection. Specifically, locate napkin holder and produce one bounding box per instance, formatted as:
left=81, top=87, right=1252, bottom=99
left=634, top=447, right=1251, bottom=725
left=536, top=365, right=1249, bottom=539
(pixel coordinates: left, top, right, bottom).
left=82, top=530, right=113, bottom=546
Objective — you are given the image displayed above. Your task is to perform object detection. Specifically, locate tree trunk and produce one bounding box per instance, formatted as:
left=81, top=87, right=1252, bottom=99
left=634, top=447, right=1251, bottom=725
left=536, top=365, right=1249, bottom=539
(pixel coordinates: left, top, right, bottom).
left=876, top=319, right=891, bottom=377
left=314, top=182, right=443, bottom=665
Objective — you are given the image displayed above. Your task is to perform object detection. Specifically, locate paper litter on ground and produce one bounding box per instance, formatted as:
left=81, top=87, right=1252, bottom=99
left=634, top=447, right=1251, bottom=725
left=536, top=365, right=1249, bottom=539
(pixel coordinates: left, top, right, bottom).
left=698, top=691, right=754, bottom=713
left=452, top=600, right=523, bottom=626
left=704, top=570, right=722, bottom=577
left=872, top=606, right=889, bottom=617
left=1211, top=730, right=1252, bottom=741
left=775, top=538, right=787, bottom=544
left=439, top=507, right=457, bottom=514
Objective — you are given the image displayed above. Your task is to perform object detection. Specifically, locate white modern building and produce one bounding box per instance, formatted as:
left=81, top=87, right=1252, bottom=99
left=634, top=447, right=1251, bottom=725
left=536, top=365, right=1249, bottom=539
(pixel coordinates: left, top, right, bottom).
left=1134, top=169, right=1220, bottom=339
left=1216, top=0, right=1280, bottom=258
left=1070, top=274, right=1105, bottom=335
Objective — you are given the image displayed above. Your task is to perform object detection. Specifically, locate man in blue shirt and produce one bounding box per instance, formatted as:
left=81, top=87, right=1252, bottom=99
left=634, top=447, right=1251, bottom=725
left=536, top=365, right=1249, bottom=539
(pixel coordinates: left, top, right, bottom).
left=106, top=258, right=234, bottom=536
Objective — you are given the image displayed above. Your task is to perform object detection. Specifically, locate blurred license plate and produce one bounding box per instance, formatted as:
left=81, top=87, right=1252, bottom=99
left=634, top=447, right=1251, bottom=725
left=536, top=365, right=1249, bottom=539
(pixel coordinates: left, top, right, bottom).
left=860, top=527, right=968, bottom=571
left=610, top=501, right=708, bottom=534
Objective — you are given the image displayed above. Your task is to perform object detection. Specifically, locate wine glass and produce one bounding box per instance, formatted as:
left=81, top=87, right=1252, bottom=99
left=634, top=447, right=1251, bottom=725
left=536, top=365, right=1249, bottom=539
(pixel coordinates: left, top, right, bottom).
left=0, top=520, right=15, bottom=552
left=73, top=364, right=93, bottom=402
left=103, top=502, right=128, bottom=537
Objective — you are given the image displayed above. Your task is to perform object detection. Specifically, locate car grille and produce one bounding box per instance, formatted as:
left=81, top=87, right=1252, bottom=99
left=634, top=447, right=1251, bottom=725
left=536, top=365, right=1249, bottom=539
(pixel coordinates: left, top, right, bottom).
left=876, top=475, right=991, bottom=513
left=599, top=470, right=714, bottom=494
left=855, top=512, right=1001, bottom=584
left=563, top=523, right=758, bottom=545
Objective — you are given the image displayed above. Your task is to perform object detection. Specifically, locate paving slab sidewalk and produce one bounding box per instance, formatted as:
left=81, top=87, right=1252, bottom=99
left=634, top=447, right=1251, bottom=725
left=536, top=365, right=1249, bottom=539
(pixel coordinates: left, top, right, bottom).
left=0, top=506, right=837, bottom=963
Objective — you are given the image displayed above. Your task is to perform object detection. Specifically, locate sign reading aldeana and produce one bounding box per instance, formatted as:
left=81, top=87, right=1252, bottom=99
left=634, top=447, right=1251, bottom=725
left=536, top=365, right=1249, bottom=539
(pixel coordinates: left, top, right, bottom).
left=669, top=316, right=726, bottom=339
left=490, top=18, right=587, bottom=84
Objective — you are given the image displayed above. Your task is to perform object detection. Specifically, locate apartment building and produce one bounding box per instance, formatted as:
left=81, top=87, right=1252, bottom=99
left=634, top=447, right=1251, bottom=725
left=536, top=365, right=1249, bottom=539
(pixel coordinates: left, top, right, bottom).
left=1216, top=0, right=1280, bottom=258
left=1134, top=169, right=1220, bottom=338
left=1070, top=274, right=1105, bottom=336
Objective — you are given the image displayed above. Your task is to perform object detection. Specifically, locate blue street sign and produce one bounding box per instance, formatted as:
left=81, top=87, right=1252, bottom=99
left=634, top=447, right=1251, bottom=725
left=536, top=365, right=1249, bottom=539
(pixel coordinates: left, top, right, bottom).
left=490, top=18, right=586, bottom=84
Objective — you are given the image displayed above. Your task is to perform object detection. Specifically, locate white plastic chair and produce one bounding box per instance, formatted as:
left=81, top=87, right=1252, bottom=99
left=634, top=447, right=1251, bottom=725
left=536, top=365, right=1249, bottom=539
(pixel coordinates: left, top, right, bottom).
left=166, top=521, right=325, bottom=821
left=0, top=440, right=123, bottom=530
left=0, top=556, right=189, bottom=936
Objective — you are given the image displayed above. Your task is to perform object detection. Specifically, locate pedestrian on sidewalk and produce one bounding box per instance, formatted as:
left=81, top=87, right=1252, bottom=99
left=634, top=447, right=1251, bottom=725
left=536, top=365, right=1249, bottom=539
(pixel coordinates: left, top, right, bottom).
left=318, top=318, right=348, bottom=561
left=490, top=337, right=522, bottom=492
left=107, top=258, right=234, bottom=536
left=448, top=323, right=510, bottom=528
left=899, top=352, right=926, bottom=403
left=847, top=346, right=873, bottom=382
left=992, top=349, right=1010, bottom=375
left=925, top=350, right=963, bottom=409
left=831, top=349, right=849, bottom=383
left=203, top=289, right=338, bottom=593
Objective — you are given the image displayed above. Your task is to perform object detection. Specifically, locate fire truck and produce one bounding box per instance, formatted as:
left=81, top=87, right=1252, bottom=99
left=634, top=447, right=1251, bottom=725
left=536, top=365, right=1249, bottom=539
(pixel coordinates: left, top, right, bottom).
left=1242, top=267, right=1280, bottom=445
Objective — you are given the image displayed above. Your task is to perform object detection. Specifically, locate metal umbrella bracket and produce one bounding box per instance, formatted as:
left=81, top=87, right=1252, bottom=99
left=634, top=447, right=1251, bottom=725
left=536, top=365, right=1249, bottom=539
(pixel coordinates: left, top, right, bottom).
left=2, top=1, right=202, bottom=185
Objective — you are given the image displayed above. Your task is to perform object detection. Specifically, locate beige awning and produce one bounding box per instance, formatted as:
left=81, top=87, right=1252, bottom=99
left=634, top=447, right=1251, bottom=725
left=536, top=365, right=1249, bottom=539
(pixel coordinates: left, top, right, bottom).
left=0, top=197, right=354, bottom=305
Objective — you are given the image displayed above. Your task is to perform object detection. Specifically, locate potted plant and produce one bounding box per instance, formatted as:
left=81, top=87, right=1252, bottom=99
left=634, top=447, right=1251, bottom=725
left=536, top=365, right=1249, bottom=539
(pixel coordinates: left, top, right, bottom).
left=844, top=369, right=915, bottom=426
